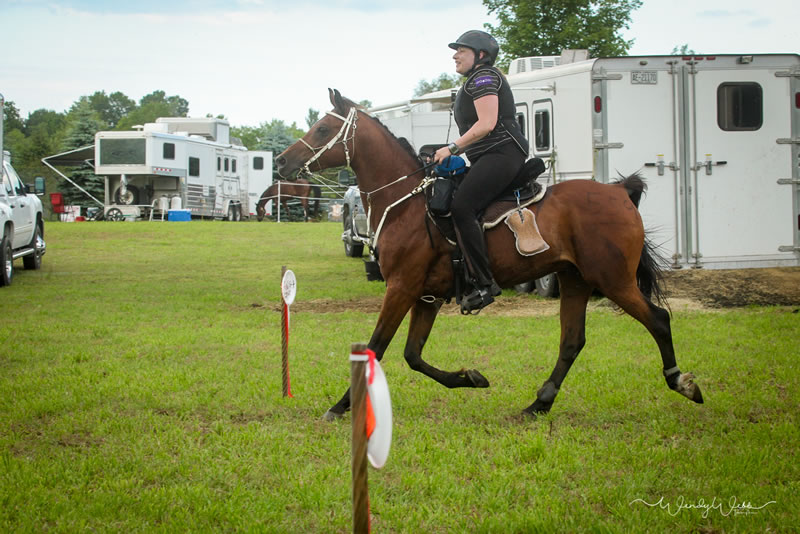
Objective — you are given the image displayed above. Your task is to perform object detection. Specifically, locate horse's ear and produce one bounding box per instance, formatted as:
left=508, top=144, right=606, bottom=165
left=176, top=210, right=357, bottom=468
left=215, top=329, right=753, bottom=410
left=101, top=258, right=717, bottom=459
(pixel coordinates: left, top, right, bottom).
left=329, top=88, right=346, bottom=114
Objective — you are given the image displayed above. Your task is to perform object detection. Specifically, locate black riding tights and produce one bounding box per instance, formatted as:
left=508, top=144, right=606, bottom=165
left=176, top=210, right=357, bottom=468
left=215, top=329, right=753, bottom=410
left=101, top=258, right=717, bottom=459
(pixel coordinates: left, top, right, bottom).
left=451, top=142, right=526, bottom=288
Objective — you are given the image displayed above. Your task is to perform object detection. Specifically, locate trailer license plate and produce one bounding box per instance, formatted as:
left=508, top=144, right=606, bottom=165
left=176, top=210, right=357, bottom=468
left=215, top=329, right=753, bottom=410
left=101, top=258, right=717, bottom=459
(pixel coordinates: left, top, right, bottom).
left=631, top=71, right=657, bottom=84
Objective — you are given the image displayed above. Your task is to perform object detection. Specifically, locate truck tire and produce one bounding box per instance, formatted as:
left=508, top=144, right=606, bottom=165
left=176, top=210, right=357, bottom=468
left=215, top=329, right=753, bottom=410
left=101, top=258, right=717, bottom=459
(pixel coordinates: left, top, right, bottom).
left=535, top=273, right=559, bottom=298
left=343, top=214, right=363, bottom=257
left=23, top=223, right=43, bottom=270
left=0, top=234, right=12, bottom=287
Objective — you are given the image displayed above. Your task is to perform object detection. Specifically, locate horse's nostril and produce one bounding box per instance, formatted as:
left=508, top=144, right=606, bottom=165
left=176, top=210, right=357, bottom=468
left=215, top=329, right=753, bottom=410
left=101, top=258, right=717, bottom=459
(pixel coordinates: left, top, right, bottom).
left=276, top=156, right=286, bottom=166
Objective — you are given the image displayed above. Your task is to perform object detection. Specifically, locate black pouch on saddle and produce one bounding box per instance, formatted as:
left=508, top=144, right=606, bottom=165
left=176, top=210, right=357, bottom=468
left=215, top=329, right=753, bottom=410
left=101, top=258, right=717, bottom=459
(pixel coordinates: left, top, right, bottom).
left=426, top=156, right=467, bottom=217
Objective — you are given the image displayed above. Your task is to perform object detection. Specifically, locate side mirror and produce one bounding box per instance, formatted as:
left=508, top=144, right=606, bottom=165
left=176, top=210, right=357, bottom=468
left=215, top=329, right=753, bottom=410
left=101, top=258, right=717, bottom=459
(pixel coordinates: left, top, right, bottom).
left=34, top=176, right=46, bottom=195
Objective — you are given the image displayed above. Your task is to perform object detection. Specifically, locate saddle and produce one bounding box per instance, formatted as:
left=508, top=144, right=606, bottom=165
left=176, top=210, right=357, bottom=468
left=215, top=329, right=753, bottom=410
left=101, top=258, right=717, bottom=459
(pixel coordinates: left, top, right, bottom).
left=424, top=154, right=549, bottom=256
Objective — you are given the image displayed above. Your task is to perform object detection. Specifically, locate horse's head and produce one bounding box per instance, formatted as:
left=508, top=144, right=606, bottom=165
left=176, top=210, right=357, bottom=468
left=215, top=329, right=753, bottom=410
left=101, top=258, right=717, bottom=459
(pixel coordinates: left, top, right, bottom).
left=255, top=189, right=270, bottom=221
left=275, top=89, right=358, bottom=178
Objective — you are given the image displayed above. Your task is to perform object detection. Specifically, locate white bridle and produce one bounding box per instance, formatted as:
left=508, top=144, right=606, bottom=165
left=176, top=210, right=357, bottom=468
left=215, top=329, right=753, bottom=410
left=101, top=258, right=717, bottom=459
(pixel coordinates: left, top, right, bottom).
left=296, top=107, right=358, bottom=176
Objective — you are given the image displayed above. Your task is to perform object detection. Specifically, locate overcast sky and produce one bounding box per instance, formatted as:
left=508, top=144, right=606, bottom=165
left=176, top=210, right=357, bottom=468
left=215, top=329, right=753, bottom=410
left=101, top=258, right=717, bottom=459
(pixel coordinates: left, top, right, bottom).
left=2, top=0, right=797, bottom=129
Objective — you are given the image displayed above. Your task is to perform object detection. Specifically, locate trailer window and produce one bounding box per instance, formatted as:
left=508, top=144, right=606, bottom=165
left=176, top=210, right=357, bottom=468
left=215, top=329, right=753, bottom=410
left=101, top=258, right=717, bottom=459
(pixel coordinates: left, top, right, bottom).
left=163, top=143, right=175, bottom=160
left=253, top=157, right=264, bottom=170
left=99, top=138, right=145, bottom=165
left=534, top=110, right=551, bottom=151
left=232, top=159, right=237, bottom=173
left=189, top=157, right=200, bottom=177
left=217, top=157, right=221, bottom=171
left=224, top=158, right=230, bottom=172
left=717, top=83, right=762, bottom=131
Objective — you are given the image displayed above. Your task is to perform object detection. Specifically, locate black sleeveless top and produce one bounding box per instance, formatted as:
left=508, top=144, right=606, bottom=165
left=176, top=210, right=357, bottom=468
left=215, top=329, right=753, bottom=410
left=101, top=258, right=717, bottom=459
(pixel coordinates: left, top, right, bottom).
left=454, top=65, right=528, bottom=161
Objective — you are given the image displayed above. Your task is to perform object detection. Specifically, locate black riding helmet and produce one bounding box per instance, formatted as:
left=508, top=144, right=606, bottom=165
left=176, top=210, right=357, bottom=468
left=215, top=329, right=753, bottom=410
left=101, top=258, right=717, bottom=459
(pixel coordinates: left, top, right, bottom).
left=448, top=30, right=499, bottom=66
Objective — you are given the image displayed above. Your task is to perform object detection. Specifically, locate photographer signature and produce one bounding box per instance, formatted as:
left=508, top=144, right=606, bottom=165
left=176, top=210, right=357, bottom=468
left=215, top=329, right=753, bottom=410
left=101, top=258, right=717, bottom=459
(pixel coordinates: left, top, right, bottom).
left=629, top=495, right=776, bottom=518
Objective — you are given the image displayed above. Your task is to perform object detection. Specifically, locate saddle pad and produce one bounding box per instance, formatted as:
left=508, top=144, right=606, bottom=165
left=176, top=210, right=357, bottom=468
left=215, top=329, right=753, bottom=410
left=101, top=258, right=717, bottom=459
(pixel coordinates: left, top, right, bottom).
left=504, top=208, right=550, bottom=257
left=482, top=183, right=547, bottom=229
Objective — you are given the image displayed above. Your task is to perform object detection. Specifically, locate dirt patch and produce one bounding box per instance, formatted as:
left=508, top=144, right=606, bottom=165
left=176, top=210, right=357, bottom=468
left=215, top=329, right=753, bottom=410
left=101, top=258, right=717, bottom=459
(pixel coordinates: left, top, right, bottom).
left=268, top=267, right=800, bottom=316
left=662, top=267, right=800, bottom=308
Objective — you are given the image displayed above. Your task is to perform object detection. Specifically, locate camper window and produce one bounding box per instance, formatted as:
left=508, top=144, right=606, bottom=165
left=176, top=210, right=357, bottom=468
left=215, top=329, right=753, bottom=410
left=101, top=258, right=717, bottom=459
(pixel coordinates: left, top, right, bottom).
left=99, top=138, right=146, bottom=165
left=189, top=157, right=200, bottom=177
left=163, top=143, right=175, bottom=160
left=253, top=157, right=264, bottom=170
left=232, top=159, right=237, bottom=173
left=224, top=158, right=230, bottom=172
left=717, top=82, right=763, bottom=131
left=217, top=157, right=221, bottom=171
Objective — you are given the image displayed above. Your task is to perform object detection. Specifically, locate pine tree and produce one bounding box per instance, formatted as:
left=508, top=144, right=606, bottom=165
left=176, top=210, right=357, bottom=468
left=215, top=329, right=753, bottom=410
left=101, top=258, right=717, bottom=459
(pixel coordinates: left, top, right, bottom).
left=60, top=99, right=106, bottom=206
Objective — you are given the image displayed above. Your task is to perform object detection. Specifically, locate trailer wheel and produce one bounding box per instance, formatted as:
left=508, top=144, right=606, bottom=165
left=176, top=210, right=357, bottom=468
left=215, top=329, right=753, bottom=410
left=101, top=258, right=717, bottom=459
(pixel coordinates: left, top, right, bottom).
left=514, top=281, right=535, bottom=293
left=0, top=234, right=13, bottom=287
left=106, top=208, right=125, bottom=221
left=114, top=185, right=139, bottom=205
left=23, top=223, right=43, bottom=270
left=535, top=273, right=560, bottom=298
left=234, top=204, right=242, bottom=221
left=226, top=204, right=237, bottom=221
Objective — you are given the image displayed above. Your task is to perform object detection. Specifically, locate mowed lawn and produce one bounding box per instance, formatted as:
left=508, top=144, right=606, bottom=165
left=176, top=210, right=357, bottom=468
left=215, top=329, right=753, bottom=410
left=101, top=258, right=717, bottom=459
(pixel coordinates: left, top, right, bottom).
left=1, top=221, right=798, bottom=533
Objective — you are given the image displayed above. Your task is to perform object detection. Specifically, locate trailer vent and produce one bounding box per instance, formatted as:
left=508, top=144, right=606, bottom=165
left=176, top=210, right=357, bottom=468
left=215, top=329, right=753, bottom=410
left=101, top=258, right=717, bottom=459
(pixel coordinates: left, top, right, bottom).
left=509, top=56, right=561, bottom=75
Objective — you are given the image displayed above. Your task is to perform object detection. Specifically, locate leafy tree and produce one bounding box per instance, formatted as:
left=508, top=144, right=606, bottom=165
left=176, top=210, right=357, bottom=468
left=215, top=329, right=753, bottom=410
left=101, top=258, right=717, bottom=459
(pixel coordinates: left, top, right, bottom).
left=671, top=44, right=697, bottom=55
left=253, top=119, right=304, bottom=179
left=60, top=100, right=106, bottom=205
left=414, top=73, right=463, bottom=97
left=88, top=91, right=136, bottom=129
left=305, top=108, right=320, bottom=129
left=483, top=0, right=643, bottom=68
left=2, top=100, right=25, bottom=133
left=139, top=90, right=189, bottom=116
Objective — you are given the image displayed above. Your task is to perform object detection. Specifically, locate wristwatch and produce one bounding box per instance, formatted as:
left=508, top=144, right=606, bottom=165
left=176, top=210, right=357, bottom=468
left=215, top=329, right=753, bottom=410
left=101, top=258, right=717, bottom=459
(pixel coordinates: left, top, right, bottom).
left=447, top=142, right=460, bottom=155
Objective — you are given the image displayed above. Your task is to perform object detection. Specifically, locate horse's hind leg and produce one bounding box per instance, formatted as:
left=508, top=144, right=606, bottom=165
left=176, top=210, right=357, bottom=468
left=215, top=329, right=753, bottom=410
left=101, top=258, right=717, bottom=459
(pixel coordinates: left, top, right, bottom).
left=402, top=299, right=490, bottom=389
left=607, top=285, right=703, bottom=404
left=523, top=268, right=592, bottom=416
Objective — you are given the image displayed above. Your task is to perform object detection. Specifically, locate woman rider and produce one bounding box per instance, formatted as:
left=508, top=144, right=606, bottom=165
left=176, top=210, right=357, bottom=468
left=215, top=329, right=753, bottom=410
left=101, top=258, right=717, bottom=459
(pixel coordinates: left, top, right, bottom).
left=433, top=30, right=529, bottom=314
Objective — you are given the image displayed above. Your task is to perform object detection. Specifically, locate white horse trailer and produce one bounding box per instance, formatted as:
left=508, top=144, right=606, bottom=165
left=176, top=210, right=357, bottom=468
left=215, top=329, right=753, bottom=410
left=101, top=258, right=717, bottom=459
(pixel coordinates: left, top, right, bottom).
left=93, top=117, right=272, bottom=221
left=372, top=53, right=800, bottom=270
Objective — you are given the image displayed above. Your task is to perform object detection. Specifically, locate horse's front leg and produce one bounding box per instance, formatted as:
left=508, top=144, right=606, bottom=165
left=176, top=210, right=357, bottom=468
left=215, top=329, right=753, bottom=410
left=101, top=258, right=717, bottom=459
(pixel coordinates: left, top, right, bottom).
left=322, top=284, right=418, bottom=421
left=403, top=298, right=489, bottom=388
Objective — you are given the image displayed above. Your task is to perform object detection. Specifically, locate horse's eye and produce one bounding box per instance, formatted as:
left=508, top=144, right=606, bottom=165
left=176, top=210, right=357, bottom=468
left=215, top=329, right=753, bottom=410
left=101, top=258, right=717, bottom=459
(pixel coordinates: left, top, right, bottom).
left=317, top=125, right=329, bottom=136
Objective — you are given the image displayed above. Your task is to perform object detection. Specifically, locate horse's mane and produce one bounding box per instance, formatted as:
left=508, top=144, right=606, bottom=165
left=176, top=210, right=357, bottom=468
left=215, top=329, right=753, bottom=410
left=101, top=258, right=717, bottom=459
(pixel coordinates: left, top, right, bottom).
left=335, top=95, right=423, bottom=166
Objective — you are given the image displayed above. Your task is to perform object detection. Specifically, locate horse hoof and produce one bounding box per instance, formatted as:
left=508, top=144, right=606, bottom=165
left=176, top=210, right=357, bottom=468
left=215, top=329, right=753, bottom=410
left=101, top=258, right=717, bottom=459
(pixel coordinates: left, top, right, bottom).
left=466, top=369, right=490, bottom=388
left=522, top=400, right=552, bottom=417
left=676, top=372, right=704, bottom=404
left=322, top=410, right=345, bottom=422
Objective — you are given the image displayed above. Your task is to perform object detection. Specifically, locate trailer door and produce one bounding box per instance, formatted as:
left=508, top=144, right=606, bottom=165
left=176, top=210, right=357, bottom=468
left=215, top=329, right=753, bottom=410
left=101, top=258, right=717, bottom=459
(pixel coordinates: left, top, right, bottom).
left=248, top=151, right=273, bottom=216
left=600, top=60, right=685, bottom=267
left=688, top=58, right=797, bottom=267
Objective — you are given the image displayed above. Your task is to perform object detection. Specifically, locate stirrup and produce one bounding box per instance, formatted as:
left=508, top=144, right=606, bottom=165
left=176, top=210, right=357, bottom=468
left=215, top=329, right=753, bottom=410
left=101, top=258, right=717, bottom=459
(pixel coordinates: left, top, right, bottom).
left=460, top=282, right=501, bottom=315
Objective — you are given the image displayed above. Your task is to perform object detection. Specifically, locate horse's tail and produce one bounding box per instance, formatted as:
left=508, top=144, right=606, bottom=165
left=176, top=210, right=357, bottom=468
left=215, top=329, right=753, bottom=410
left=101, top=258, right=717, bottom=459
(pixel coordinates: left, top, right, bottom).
left=615, top=173, right=669, bottom=307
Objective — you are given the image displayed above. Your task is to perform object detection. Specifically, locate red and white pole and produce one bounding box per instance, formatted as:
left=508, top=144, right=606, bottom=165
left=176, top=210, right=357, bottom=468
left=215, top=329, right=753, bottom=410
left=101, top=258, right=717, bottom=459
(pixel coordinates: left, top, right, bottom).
left=280, top=266, right=296, bottom=398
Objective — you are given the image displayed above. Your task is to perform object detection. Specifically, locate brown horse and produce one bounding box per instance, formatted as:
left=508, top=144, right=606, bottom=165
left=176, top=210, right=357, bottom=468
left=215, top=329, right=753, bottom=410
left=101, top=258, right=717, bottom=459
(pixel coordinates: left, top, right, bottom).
left=255, top=178, right=321, bottom=221
left=276, top=89, right=703, bottom=421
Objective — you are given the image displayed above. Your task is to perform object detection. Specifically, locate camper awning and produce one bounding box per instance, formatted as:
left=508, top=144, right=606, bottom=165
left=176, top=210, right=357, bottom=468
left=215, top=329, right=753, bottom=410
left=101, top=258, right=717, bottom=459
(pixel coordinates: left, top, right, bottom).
left=41, top=144, right=103, bottom=206
left=42, top=145, right=95, bottom=166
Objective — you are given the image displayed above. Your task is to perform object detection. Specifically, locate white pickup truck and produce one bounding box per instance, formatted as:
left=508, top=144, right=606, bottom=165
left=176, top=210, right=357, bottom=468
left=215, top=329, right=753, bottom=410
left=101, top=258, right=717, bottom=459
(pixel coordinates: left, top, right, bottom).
left=1, top=152, right=46, bottom=287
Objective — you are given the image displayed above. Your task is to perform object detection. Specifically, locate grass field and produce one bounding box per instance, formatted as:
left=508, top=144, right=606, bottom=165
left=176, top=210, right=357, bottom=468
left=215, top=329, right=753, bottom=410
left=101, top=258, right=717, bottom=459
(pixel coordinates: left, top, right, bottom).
left=1, top=221, right=798, bottom=533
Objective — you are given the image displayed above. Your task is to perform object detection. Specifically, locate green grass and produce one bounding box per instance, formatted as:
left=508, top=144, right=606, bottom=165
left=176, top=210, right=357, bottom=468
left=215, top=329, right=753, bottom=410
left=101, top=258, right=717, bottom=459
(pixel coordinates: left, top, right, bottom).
left=1, top=221, right=798, bottom=532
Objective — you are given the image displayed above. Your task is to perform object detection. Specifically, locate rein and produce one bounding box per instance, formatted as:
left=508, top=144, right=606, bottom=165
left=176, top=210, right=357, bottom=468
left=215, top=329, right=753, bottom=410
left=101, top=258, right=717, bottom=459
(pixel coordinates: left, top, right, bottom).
left=300, top=106, right=438, bottom=252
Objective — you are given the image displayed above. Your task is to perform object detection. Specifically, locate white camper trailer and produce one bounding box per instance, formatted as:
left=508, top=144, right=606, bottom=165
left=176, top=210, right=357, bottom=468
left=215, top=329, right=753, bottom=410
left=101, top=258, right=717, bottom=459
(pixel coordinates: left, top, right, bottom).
left=93, top=117, right=272, bottom=221
left=371, top=53, right=800, bottom=270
